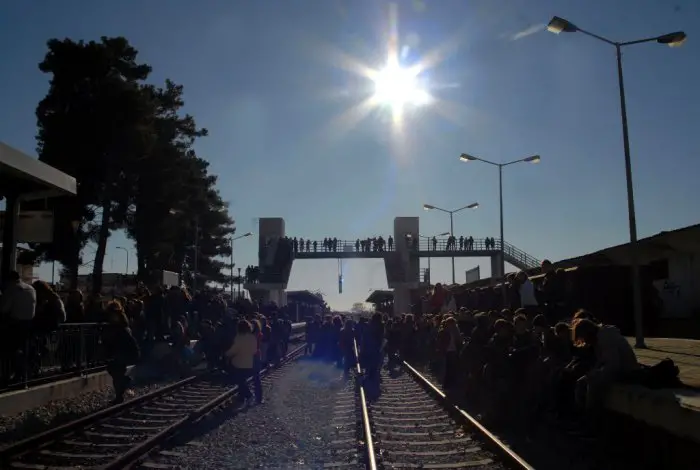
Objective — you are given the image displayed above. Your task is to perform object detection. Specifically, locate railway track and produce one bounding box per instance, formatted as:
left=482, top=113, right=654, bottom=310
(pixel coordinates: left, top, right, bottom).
left=320, top=342, right=369, bottom=470
left=0, top=343, right=306, bottom=470
left=359, top=359, right=534, bottom=470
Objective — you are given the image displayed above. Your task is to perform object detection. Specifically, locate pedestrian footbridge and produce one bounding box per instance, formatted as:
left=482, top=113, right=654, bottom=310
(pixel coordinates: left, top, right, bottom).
left=244, top=217, right=540, bottom=314
left=290, top=237, right=539, bottom=271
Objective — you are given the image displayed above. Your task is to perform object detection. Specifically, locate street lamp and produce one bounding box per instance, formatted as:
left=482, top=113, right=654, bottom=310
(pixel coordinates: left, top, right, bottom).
left=422, top=203, right=479, bottom=284
left=546, top=16, right=686, bottom=349
left=115, top=246, right=129, bottom=276
left=459, top=153, right=540, bottom=297
left=230, top=232, right=253, bottom=298
left=419, top=232, right=449, bottom=283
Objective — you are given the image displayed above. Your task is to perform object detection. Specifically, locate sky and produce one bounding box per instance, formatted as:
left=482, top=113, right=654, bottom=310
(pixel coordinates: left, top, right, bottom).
left=0, top=0, right=698, bottom=310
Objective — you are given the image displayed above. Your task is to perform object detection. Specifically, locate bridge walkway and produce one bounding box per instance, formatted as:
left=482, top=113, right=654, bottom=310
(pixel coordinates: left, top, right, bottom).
left=288, top=237, right=540, bottom=271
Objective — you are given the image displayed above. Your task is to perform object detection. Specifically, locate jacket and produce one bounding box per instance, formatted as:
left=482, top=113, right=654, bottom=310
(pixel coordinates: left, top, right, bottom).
left=225, top=332, right=258, bottom=369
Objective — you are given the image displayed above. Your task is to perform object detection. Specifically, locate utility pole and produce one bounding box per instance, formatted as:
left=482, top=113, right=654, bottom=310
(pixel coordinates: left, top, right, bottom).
left=229, top=243, right=235, bottom=299
left=237, top=267, right=242, bottom=298
left=192, top=215, right=199, bottom=293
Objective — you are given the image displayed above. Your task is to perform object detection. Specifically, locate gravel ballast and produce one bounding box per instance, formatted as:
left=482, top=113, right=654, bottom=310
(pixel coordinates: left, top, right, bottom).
left=153, top=358, right=361, bottom=470
left=0, top=374, right=182, bottom=449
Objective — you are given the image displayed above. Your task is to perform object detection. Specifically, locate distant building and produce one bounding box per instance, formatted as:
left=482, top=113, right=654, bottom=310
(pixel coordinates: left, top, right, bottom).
left=60, top=273, right=137, bottom=295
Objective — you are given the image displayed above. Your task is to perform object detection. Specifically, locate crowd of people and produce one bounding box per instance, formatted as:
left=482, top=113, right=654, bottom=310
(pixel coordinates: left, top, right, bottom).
left=0, top=270, right=299, bottom=401
left=193, top=310, right=294, bottom=405
left=439, top=235, right=497, bottom=251
left=259, top=234, right=496, bottom=256
left=303, top=313, right=384, bottom=392
left=244, top=265, right=260, bottom=284
left=2, top=254, right=680, bottom=430
left=299, top=258, right=680, bottom=441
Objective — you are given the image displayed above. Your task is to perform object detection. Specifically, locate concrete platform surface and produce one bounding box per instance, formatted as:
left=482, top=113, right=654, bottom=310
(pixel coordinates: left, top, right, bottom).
left=607, top=337, right=700, bottom=444
left=0, top=366, right=133, bottom=416
left=626, top=337, right=700, bottom=389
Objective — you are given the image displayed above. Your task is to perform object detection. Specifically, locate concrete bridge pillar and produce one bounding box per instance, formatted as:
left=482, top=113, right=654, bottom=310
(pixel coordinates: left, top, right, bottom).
left=246, top=217, right=289, bottom=303
left=490, top=252, right=504, bottom=280
left=393, top=216, right=420, bottom=284
left=393, top=284, right=411, bottom=317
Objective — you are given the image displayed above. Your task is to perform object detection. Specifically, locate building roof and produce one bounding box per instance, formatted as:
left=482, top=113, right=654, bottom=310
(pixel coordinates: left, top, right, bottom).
left=287, top=290, right=325, bottom=306
left=366, top=289, right=393, bottom=304
left=449, top=222, right=700, bottom=293
left=0, top=141, right=77, bottom=199
left=556, top=223, right=700, bottom=268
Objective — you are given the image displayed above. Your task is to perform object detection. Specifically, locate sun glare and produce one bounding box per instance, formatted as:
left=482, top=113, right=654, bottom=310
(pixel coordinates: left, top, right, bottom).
left=372, top=62, right=430, bottom=109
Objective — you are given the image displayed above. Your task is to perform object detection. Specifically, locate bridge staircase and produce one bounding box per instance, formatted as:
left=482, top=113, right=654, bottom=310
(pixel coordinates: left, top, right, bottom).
left=501, top=240, right=541, bottom=271
left=259, top=237, right=293, bottom=287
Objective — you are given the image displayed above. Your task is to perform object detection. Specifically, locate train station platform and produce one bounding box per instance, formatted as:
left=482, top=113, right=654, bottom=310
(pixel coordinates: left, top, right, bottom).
left=605, top=337, right=700, bottom=444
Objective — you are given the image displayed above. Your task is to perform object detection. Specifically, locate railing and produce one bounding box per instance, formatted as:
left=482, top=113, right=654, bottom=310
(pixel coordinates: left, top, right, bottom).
left=416, top=237, right=495, bottom=252
left=263, top=236, right=541, bottom=274
left=289, top=239, right=395, bottom=254
left=286, top=237, right=498, bottom=254
left=1, top=323, right=108, bottom=392
left=502, top=241, right=541, bottom=270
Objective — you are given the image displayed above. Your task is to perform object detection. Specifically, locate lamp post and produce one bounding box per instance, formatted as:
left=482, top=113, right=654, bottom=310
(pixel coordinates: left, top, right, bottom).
left=230, top=232, right=253, bottom=298
left=546, top=16, right=686, bottom=349
left=115, top=246, right=129, bottom=276
left=458, top=154, right=540, bottom=298
left=419, top=232, right=449, bottom=283
left=422, top=203, right=479, bottom=284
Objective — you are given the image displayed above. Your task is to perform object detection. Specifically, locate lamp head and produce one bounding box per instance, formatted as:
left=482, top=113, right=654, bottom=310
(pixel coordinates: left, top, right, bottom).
left=547, top=16, right=577, bottom=34
left=467, top=202, right=479, bottom=209
left=657, top=31, right=687, bottom=47
left=459, top=153, right=477, bottom=162
left=423, top=204, right=435, bottom=211
left=524, top=155, right=541, bottom=163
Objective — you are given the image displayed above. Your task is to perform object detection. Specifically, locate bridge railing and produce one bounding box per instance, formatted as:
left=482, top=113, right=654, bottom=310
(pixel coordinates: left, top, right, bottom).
left=502, top=241, right=541, bottom=270
left=286, top=237, right=501, bottom=254
left=417, top=237, right=495, bottom=252
left=288, top=239, right=394, bottom=253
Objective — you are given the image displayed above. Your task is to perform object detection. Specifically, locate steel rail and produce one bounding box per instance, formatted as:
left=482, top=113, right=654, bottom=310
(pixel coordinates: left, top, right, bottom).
left=353, top=339, right=378, bottom=470
left=0, top=374, right=199, bottom=463
left=402, top=359, right=535, bottom=470
left=106, top=344, right=307, bottom=469
left=0, top=337, right=306, bottom=468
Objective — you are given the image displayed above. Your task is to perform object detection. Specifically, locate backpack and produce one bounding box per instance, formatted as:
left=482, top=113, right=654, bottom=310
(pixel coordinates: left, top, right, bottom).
left=630, top=358, right=682, bottom=389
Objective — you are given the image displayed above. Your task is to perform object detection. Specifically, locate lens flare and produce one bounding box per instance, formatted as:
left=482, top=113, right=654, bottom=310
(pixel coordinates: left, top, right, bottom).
left=372, top=62, right=429, bottom=109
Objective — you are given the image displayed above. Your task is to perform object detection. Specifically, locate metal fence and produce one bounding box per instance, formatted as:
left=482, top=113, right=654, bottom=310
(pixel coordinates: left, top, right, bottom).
left=0, top=323, right=108, bottom=392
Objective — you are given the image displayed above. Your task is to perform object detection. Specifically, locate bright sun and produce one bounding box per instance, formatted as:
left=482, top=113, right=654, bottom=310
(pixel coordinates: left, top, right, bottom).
left=372, top=61, right=430, bottom=109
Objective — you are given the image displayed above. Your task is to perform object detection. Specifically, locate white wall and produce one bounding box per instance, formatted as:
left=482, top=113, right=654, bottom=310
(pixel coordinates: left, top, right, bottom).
left=654, top=253, right=700, bottom=318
